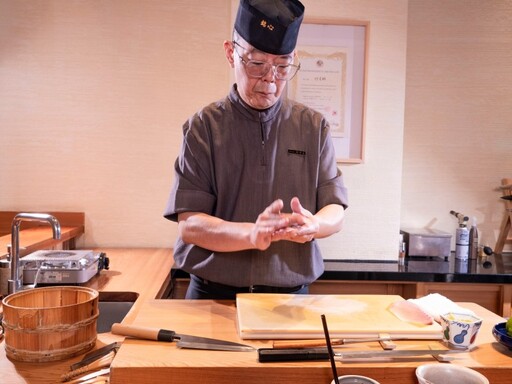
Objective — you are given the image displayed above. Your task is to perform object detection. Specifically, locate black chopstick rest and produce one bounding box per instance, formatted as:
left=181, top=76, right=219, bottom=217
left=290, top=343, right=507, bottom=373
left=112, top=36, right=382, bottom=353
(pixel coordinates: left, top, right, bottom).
left=258, top=348, right=329, bottom=362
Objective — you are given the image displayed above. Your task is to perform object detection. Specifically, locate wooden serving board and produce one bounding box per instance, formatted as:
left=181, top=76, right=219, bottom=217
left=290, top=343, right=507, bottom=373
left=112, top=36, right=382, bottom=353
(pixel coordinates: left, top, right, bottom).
left=236, top=294, right=442, bottom=339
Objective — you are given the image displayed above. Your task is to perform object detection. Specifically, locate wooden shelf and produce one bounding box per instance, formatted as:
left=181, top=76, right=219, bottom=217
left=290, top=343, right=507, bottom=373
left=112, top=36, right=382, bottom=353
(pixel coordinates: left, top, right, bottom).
left=0, top=211, right=85, bottom=257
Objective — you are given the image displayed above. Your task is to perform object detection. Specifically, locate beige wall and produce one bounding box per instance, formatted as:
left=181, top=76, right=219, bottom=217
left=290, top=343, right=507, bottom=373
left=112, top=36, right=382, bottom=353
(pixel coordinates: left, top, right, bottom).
left=0, top=0, right=231, bottom=248
left=402, top=0, right=512, bottom=252
left=303, top=0, right=409, bottom=259
left=1, top=1, right=509, bottom=260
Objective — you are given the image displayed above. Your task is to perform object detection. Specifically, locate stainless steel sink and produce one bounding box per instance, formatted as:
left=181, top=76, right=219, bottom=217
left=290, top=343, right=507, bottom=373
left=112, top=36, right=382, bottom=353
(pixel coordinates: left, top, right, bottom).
left=97, top=291, right=139, bottom=333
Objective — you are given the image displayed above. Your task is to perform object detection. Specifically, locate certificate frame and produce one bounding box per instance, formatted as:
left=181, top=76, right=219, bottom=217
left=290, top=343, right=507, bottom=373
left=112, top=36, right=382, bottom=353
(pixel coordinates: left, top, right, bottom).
left=289, top=19, right=369, bottom=163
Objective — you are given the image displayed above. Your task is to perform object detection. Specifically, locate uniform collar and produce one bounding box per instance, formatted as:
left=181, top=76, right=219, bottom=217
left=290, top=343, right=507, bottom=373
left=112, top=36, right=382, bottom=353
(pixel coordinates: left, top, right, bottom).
left=228, top=84, right=283, bottom=123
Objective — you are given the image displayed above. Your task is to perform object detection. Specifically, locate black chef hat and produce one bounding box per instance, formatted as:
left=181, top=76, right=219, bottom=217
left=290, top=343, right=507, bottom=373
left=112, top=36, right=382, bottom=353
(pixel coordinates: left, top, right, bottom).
left=234, top=0, right=305, bottom=55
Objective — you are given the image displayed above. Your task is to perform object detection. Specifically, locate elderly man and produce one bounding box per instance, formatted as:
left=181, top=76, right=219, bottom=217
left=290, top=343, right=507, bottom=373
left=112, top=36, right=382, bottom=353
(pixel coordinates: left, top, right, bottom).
left=164, top=0, right=348, bottom=299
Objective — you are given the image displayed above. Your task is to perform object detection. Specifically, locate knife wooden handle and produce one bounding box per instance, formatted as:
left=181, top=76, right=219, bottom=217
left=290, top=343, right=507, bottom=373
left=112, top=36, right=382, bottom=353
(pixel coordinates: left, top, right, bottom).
left=272, top=339, right=343, bottom=349
left=111, top=323, right=176, bottom=342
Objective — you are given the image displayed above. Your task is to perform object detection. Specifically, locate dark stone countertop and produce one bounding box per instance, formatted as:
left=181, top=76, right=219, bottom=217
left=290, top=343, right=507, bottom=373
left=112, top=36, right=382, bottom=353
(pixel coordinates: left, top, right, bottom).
left=171, top=253, right=512, bottom=285
left=320, top=253, right=512, bottom=284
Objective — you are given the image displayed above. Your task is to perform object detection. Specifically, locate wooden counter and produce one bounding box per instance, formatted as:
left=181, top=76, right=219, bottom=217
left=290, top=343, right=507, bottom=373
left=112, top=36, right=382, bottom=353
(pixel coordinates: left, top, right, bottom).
left=110, top=300, right=512, bottom=384
left=1, top=248, right=511, bottom=384
left=0, top=248, right=174, bottom=384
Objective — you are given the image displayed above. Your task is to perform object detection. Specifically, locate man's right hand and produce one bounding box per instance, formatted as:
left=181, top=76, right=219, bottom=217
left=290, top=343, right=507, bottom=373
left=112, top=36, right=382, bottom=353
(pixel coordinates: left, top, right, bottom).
left=250, top=199, right=291, bottom=250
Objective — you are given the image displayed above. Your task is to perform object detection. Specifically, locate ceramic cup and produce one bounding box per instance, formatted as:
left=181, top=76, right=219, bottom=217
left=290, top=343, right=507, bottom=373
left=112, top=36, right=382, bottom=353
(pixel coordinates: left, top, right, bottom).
left=330, top=375, right=380, bottom=384
left=416, top=363, right=489, bottom=384
left=440, top=312, right=483, bottom=349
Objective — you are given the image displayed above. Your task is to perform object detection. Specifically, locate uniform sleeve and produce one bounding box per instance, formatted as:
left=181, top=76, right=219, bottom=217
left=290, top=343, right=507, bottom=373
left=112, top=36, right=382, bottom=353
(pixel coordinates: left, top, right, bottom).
left=163, top=116, right=217, bottom=222
left=316, top=120, right=349, bottom=210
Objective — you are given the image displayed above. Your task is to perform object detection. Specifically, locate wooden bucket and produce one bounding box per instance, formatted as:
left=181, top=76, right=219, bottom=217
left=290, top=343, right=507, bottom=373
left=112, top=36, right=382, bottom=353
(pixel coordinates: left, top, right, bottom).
left=2, top=286, right=99, bottom=362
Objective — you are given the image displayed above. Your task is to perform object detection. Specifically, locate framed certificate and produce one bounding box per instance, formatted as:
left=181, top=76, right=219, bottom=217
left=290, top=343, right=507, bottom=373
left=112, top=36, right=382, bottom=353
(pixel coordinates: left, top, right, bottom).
left=288, top=19, right=369, bottom=163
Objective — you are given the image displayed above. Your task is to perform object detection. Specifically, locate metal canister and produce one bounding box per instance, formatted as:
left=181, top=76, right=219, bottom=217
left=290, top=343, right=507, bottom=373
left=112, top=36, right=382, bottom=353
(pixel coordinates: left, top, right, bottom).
left=455, top=225, right=469, bottom=260
left=0, top=258, right=10, bottom=297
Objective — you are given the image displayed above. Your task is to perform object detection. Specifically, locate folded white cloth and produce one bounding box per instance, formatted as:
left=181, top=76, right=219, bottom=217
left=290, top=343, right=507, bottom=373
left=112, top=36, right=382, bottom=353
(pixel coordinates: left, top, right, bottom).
left=407, top=293, right=475, bottom=323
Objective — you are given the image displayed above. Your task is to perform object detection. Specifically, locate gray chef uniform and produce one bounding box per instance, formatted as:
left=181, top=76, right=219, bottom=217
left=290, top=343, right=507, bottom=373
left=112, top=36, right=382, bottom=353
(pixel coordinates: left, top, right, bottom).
left=163, top=0, right=348, bottom=292
left=164, top=84, right=348, bottom=288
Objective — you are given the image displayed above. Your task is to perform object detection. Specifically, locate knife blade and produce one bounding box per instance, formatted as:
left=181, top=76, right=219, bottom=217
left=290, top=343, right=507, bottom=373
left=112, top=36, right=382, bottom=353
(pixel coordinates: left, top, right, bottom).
left=111, top=323, right=254, bottom=352
left=335, top=348, right=467, bottom=361
left=70, top=342, right=121, bottom=371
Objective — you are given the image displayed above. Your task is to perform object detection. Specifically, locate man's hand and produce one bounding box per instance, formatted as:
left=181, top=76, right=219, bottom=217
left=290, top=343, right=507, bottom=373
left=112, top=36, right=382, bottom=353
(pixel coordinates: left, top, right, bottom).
left=271, top=197, right=319, bottom=243
left=250, top=199, right=290, bottom=250
left=178, top=198, right=342, bottom=252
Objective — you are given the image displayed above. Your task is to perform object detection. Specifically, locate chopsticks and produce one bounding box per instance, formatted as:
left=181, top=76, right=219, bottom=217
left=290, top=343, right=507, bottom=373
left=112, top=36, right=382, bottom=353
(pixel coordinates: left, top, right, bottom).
left=321, top=314, right=339, bottom=384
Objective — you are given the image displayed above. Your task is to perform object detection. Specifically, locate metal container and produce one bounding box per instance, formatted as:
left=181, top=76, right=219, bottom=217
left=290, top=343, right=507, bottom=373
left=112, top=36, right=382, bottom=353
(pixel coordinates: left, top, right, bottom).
left=332, top=375, right=380, bottom=384
left=400, top=228, right=452, bottom=258
left=0, top=258, right=10, bottom=297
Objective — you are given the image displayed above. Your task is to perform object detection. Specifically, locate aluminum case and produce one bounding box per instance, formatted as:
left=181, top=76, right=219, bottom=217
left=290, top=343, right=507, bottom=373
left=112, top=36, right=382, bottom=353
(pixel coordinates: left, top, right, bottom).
left=400, top=228, right=452, bottom=258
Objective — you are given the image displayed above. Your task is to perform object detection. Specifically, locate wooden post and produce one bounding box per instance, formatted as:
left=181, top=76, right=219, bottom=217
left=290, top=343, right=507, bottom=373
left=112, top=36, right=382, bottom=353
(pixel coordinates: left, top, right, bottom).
left=495, top=178, right=512, bottom=254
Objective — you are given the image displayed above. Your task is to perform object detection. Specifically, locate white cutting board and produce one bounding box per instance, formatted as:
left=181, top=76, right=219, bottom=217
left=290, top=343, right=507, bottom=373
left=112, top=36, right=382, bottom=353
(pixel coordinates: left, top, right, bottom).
left=236, top=294, right=442, bottom=339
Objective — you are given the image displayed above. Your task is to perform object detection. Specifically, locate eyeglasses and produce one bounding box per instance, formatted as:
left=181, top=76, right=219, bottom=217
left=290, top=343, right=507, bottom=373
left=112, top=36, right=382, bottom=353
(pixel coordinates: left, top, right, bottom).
left=232, top=41, right=300, bottom=81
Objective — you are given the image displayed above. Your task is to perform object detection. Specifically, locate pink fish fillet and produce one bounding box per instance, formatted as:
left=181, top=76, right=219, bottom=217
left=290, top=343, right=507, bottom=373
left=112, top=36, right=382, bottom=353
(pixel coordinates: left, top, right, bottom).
left=389, top=300, right=434, bottom=325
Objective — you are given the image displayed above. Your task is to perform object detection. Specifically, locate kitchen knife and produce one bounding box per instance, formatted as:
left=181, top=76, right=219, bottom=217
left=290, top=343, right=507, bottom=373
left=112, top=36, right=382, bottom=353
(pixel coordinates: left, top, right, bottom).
left=258, top=347, right=466, bottom=362
left=65, top=367, right=110, bottom=384
left=259, top=347, right=329, bottom=362
left=336, top=348, right=467, bottom=361
left=111, top=323, right=254, bottom=352
left=70, top=342, right=121, bottom=371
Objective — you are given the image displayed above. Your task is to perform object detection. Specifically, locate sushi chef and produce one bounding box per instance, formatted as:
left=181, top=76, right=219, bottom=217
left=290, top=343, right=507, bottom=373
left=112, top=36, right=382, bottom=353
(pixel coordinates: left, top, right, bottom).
left=164, top=0, right=348, bottom=299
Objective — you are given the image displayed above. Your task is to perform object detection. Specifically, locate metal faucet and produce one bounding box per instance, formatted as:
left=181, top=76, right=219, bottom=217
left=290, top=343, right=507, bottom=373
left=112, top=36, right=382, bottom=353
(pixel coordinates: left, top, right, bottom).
left=8, top=213, right=61, bottom=294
